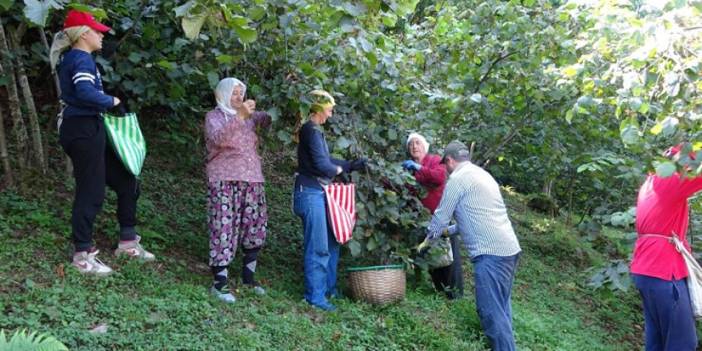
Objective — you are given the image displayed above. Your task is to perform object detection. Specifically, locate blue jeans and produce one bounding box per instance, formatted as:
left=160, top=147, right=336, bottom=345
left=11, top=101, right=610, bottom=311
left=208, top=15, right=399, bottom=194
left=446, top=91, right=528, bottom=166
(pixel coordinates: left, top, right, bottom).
left=293, top=186, right=339, bottom=307
left=632, top=274, right=697, bottom=351
left=472, top=253, right=520, bottom=351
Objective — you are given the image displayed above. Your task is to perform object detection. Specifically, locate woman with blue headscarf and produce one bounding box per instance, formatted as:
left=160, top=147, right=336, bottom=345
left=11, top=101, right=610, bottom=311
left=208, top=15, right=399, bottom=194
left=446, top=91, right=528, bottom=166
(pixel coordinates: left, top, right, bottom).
left=204, top=77, right=271, bottom=303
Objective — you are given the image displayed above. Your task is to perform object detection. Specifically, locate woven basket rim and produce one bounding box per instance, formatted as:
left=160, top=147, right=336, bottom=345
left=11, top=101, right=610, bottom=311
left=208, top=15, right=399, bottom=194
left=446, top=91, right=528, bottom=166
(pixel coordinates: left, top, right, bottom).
left=346, top=264, right=404, bottom=272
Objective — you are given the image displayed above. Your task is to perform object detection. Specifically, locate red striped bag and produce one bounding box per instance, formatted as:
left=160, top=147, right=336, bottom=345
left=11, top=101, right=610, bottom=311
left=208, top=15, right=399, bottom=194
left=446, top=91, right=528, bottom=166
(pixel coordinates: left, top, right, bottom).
left=323, top=183, right=356, bottom=244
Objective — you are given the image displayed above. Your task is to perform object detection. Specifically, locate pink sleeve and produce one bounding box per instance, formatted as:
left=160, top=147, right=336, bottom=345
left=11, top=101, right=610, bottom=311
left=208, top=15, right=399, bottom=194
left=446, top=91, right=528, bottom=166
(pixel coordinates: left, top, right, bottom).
left=205, top=111, right=237, bottom=146
left=678, top=176, right=702, bottom=199
left=653, top=174, right=702, bottom=202
left=252, top=111, right=272, bottom=129
left=414, top=156, right=447, bottom=188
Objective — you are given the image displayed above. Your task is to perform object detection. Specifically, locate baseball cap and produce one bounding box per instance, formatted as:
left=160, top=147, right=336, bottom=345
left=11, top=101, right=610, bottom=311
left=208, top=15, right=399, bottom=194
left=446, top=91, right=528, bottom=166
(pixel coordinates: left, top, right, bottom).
left=64, top=10, right=111, bottom=32
left=665, top=143, right=696, bottom=160
left=441, top=140, right=470, bottom=163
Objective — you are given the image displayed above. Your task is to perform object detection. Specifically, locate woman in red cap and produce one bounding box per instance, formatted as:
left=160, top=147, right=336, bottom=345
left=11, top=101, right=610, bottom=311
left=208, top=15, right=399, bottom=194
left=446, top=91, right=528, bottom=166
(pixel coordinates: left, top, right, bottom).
left=50, top=10, right=155, bottom=276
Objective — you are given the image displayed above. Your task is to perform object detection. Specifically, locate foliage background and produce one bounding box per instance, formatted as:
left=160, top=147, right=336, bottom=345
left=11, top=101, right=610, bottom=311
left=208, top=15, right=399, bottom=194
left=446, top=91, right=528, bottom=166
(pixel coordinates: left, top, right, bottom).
left=0, top=0, right=701, bottom=348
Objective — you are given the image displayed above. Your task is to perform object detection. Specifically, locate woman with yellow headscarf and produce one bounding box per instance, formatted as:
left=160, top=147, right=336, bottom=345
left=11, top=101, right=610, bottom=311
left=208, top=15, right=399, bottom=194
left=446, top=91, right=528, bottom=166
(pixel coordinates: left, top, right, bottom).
left=293, top=90, right=367, bottom=311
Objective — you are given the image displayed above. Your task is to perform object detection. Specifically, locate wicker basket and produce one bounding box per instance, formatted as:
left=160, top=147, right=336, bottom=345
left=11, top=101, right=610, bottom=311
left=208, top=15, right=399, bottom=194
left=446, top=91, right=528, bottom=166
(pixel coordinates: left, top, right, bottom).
left=347, top=265, right=406, bottom=305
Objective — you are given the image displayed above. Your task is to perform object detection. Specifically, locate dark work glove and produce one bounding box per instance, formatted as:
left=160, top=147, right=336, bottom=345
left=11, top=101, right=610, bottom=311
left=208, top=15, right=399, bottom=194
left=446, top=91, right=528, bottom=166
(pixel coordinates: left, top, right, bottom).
left=107, top=100, right=127, bottom=116
left=350, top=158, right=368, bottom=172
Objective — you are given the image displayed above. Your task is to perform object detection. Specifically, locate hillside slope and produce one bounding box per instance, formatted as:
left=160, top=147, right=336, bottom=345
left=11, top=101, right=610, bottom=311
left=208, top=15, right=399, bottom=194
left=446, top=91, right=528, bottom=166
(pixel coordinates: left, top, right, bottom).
left=0, top=130, right=643, bottom=350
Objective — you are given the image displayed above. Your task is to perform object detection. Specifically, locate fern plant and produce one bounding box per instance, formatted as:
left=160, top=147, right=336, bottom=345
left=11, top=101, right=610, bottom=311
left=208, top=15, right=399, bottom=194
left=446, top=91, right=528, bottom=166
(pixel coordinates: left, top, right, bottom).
left=0, top=329, right=68, bottom=351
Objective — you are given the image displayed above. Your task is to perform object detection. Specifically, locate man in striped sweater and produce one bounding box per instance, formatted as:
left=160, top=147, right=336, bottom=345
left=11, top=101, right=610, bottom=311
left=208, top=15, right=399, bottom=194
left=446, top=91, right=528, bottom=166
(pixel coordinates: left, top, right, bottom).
left=427, top=141, right=522, bottom=351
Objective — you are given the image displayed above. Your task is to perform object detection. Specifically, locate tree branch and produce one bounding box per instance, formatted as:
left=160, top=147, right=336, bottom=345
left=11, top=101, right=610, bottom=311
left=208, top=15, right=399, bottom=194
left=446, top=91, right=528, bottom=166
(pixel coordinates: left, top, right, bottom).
left=473, top=51, right=516, bottom=94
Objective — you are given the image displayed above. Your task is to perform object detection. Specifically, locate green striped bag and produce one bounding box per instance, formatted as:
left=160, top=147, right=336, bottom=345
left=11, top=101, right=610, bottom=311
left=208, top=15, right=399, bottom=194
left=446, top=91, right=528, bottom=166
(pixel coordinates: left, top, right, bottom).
left=103, top=112, right=147, bottom=177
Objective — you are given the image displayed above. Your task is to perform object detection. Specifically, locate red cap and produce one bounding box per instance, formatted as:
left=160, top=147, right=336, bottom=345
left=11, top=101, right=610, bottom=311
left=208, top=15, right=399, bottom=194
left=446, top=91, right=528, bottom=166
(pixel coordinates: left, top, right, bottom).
left=665, top=144, right=696, bottom=160
left=63, top=10, right=111, bottom=32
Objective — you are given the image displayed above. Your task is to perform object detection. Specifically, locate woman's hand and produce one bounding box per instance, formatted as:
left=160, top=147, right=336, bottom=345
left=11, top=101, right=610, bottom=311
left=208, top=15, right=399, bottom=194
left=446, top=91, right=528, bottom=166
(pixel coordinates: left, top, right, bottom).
left=350, top=158, right=368, bottom=171
left=241, top=99, right=256, bottom=119
left=402, top=160, right=421, bottom=172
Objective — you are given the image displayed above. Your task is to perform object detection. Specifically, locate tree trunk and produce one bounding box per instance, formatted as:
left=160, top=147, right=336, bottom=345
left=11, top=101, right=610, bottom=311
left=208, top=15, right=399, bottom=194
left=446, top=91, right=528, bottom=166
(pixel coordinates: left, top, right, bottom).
left=39, top=28, right=61, bottom=95
left=0, top=103, right=13, bottom=187
left=39, top=28, right=71, bottom=177
left=10, top=30, right=46, bottom=174
left=0, top=23, right=28, bottom=172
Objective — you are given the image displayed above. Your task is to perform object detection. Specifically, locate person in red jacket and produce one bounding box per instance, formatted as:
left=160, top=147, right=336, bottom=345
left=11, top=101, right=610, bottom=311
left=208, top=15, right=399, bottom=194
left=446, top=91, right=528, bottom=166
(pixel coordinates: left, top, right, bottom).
left=630, top=144, right=702, bottom=350
left=402, top=133, right=464, bottom=299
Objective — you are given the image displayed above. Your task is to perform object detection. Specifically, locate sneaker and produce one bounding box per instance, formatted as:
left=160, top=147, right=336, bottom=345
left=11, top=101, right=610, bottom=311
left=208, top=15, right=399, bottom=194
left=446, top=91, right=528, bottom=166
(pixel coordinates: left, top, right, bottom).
left=243, top=283, right=266, bottom=295
left=72, top=250, right=113, bottom=276
left=115, top=235, right=156, bottom=261
left=210, top=286, right=236, bottom=304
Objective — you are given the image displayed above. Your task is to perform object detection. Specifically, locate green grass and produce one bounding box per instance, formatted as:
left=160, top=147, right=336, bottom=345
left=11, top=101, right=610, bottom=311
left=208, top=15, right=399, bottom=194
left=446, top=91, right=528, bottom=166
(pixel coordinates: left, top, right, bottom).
left=0, top=133, right=644, bottom=350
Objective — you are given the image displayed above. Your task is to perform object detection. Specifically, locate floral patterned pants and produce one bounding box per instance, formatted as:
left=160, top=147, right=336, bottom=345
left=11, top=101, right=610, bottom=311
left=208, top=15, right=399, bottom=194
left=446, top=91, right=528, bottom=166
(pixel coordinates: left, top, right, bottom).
left=208, top=181, right=268, bottom=267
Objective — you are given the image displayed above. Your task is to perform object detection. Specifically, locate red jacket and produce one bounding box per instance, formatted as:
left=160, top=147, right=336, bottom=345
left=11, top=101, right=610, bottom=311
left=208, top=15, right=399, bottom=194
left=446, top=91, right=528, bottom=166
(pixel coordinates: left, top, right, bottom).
left=630, top=173, right=702, bottom=280
left=413, top=154, right=447, bottom=214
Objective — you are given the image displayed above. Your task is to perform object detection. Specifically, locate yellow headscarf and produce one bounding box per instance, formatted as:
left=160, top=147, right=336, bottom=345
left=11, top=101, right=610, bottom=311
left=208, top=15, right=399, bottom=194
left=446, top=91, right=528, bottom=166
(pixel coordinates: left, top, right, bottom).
left=309, top=89, right=336, bottom=113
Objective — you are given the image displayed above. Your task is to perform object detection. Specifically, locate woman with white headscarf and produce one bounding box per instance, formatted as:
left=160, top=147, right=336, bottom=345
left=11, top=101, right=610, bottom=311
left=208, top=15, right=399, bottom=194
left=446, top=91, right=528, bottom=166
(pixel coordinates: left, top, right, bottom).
left=205, top=77, right=272, bottom=303
left=402, top=133, right=464, bottom=299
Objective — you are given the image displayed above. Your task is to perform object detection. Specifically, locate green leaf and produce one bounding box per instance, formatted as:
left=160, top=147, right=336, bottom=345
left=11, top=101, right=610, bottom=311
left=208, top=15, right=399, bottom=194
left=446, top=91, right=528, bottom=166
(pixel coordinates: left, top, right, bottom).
left=249, top=6, right=265, bottom=21
left=229, top=15, right=249, bottom=27
left=650, top=123, right=662, bottom=136
left=348, top=240, right=361, bottom=256
left=234, top=25, right=257, bottom=44
left=207, top=71, right=220, bottom=90
left=0, top=0, right=14, bottom=11
left=181, top=14, right=207, bottom=40
left=23, top=0, right=52, bottom=26
left=342, top=1, right=367, bottom=17
left=174, top=0, right=195, bottom=17
left=276, top=130, right=291, bottom=144
left=267, top=107, right=280, bottom=121
left=391, top=0, right=420, bottom=17
left=216, top=54, right=234, bottom=64
left=366, top=236, right=378, bottom=251
left=562, top=65, right=579, bottom=78
left=664, top=72, right=680, bottom=97
left=565, top=109, right=574, bottom=124
left=336, top=136, right=352, bottom=149
left=619, top=118, right=641, bottom=146
left=661, top=116, right=679, bottom=137
left=638, top=102, right=649, bottom=114
left=655, top=161, right=676, bottom=178
left=156, top=60, right=175, bottom=70
left=128, top=52, right=142, bottom=64
left=381, top=11, right=397, bottom=27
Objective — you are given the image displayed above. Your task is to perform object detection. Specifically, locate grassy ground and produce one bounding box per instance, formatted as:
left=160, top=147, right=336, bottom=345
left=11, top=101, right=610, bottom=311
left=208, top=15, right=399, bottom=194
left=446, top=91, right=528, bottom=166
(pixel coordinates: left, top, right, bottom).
left=0, top=130, right=644, bottom=350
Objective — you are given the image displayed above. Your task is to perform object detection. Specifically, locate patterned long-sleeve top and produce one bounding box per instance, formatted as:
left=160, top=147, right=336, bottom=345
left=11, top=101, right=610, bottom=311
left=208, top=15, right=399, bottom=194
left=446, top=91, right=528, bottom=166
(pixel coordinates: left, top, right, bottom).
left=205, top=107, right=271, bottom=183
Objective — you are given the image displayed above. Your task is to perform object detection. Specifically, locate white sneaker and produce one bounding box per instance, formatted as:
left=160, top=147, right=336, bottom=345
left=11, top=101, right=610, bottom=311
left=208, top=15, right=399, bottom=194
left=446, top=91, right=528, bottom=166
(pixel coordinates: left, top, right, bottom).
left=72, top=250, right=113, bottom=276
left=211, top=286, right=236, bottom=304
left=252, top=286, right=266, bottom=295
left=115, top=235, right=156, bottom=261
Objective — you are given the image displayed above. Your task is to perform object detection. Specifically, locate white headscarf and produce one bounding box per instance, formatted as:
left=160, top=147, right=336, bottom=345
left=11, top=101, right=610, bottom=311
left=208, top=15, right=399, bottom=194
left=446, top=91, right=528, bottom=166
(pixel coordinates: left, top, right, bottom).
left=406, top=132, right=430, bottom=152
left=214, top=77, right=246, bottom=116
